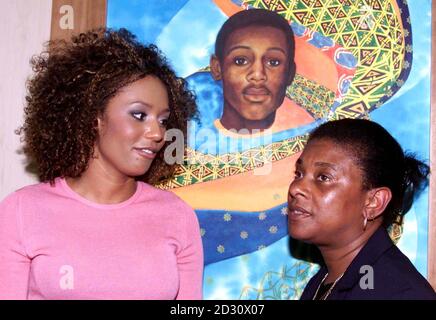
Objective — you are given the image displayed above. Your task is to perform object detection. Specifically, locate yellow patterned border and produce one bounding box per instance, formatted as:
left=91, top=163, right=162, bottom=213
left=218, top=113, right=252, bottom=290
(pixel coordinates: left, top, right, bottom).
left=156, top=134, right=309, bottom=189
left=244, top=0, right=409, bottom=120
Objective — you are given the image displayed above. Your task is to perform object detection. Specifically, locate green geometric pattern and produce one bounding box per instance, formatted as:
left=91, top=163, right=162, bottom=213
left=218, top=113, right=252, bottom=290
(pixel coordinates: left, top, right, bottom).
left=239, top=262, right=319, bottom=300
left=287, top=74, right=336, bottom=119
left=243, top=0, right=410, bottom=119
left=157, top=135, right=308, bottom=189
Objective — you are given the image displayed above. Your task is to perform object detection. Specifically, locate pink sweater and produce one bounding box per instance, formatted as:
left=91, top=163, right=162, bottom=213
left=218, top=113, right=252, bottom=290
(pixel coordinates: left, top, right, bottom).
left=0, top=178, right=203, bottom=300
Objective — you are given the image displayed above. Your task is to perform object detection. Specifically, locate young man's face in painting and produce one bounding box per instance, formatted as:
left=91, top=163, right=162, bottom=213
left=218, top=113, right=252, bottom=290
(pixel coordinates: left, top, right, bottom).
left=211, top=25, right=295, bottom=131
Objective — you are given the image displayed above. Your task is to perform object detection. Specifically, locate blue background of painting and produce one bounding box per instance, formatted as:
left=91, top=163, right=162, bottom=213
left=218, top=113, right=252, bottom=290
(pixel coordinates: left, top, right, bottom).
left=108, top=0, right=432, bottom=277
left=370, top=0, right=431, bottom=277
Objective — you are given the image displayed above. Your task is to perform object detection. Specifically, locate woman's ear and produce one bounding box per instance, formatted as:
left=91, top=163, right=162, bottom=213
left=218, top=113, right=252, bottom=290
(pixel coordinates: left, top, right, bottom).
left=210, top=55, right=222, bottom=81
left=364, top=187, right=392, bottom=220
left=96, top=114, right=107, bottom=137
left=97, top=116, right=103, bottom=131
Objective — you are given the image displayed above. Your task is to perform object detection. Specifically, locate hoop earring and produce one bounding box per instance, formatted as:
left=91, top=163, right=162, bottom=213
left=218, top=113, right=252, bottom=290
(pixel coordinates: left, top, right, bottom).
left=363, top=217, right=368, bottom=231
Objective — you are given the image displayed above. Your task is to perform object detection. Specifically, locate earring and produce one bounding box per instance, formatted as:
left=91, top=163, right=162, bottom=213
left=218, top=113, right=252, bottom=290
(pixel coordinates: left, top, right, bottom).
left=363, top=217, right=368, bottom=231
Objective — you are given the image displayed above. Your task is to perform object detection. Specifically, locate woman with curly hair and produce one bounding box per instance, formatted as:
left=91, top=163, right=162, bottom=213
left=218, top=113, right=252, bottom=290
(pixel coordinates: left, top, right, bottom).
left=0, top=28, right=203, bottom=299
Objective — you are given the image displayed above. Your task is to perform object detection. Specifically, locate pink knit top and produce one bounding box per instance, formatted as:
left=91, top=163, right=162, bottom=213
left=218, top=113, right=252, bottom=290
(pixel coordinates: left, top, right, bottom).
left=0, top=178, right=203, bottom=300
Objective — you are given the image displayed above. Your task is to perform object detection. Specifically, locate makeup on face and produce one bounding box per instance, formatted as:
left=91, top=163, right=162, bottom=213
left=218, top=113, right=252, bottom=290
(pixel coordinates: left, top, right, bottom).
left=94, top=76, right=170, bottom=178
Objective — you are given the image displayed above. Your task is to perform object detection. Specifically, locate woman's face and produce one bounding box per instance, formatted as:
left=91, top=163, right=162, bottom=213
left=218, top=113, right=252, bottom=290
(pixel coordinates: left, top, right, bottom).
left=287, top=139, right=369, bottom=247
left=95, top=76, right=169, bottom=179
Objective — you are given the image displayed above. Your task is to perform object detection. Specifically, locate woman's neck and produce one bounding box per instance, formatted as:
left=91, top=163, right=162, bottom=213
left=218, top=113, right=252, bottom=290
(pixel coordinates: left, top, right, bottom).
left=319, top=224, right=380, bottom=283
left=65, top=158, right=137, bottom=205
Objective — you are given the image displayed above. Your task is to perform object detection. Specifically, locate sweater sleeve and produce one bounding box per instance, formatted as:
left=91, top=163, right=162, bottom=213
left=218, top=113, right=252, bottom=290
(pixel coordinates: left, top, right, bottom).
left=0, top=193, right=31, bottom=299
left=175, top=206, right=204, bottom=300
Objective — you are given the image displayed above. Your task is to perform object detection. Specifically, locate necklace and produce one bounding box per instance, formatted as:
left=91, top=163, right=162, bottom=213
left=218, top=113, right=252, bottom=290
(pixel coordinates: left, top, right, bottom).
left=312, top=272, right=344, bottom=300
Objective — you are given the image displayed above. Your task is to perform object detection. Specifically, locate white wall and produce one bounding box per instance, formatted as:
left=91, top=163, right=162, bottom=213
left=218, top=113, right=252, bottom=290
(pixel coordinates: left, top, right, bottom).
left=0, top=0, right=52, bottom=200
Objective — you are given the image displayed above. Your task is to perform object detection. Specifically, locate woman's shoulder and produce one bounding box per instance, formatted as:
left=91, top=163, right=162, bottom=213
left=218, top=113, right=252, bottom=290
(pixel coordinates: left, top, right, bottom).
left=1, top=181, right=54, bottom=204
left=139, top=182, right=195, bottom=212
left=374, top=244, right=436, bottom=299
left=0, top=182, right=61, bottom=221
left=138, top=183, right=199, bottom=229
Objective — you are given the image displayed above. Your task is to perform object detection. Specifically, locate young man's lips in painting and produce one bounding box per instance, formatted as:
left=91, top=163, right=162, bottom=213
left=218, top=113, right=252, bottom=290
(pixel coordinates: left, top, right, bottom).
left=133, top=146, right=159, bottom=160
left=243, top=86, right=270, bottom=102
left=287, top=204, right=312, bottom=221
left=243, top=86, right=270, bottom=95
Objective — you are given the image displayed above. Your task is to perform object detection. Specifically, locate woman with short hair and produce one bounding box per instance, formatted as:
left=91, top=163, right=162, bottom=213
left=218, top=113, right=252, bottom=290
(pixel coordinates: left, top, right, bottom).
left=288, top=118, right=435, bottom=299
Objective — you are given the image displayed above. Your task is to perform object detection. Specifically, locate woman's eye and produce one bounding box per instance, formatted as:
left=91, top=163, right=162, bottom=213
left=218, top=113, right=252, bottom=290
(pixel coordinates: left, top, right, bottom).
left=131, top=111, right=146, bottom=121
left=317, top=174, right=331, bottom=182
left=294, top=171, right=302, bottom=179
left=159, top=118, right=169, bottom=127
left=234, top=57, right=248, bottom=66
left=267, top=59, right=281, bottom=67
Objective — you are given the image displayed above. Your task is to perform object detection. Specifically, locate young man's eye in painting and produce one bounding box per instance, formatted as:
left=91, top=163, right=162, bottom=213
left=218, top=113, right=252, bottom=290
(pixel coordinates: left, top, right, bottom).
left=267, top=59, right=281, bottom=67
left=234, top=57, right=248, bottom=66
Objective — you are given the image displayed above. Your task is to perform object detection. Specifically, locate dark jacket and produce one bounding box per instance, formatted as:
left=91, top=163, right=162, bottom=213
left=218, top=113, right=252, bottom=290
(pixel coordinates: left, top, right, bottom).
left=300, top=227, right=436, bottom=300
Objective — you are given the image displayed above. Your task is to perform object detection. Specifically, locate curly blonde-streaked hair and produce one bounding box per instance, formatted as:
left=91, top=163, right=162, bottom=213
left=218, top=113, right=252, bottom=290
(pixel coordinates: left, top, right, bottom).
left=19, top=28, right=197, bottom=185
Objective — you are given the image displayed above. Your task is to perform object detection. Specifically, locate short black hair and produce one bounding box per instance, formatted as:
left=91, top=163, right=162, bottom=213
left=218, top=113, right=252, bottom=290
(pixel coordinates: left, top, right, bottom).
left=308, top=119, right=430, bottom=229
left=214, top=9, right=295, bottom=63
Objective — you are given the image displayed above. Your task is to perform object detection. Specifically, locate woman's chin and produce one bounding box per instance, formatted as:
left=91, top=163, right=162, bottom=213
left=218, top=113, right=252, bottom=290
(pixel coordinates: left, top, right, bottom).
left=125, top=166, right=152, bottom=179
left=289, top=226, right=313, bottom=243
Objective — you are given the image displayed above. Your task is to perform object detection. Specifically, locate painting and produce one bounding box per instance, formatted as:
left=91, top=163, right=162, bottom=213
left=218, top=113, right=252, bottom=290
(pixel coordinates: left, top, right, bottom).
left=107, top=0, right=432, bottom=299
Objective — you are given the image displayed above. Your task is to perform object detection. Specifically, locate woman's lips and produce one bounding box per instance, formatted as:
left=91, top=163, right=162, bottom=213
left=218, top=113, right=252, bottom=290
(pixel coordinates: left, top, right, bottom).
left=133, top=147, right=157, bottom=160
left=287, top=205, right=311, bottom=220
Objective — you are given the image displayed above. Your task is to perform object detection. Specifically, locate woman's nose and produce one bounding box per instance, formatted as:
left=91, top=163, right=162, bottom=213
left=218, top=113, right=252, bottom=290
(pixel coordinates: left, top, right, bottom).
left=145, top=119, right=164, bottom=142
left=288, top=177, right=308, bottom=201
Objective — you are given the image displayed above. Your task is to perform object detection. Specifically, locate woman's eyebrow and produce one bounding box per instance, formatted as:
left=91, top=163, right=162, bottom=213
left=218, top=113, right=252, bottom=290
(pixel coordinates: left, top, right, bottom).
left=314, top=162, right=338, bottom=171
left=296, top=158, right=338, bottom=171
left=129, top=101, right=170, bottom=113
